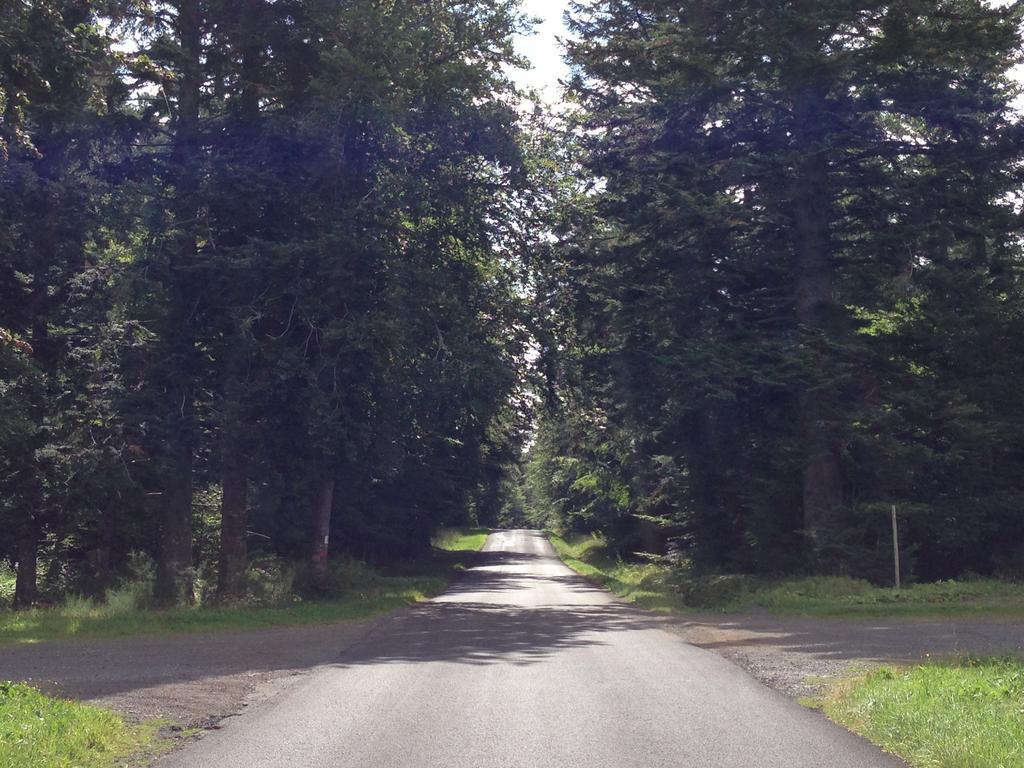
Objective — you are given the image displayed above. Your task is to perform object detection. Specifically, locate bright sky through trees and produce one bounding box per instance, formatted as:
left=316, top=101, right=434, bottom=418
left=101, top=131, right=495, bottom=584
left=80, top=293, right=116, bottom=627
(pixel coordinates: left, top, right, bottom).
left=512, top=0, right=571, bottom=101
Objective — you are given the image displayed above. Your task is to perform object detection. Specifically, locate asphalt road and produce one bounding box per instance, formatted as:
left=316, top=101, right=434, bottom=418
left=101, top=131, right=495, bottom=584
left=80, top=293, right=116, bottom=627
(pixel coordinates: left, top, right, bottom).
left=159, top=529, right=905, bottom=767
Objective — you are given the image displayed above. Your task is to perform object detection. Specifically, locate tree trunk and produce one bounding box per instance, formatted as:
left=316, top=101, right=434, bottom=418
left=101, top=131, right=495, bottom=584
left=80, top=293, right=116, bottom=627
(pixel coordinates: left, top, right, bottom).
left=14, top=180, right=57, bottom=611
left=155, top=442, right=195, bottom=605
left=217, top=428, right=248, bottom=600
left=154, top=0, right=202, bottom=606
left=239, top=7, right=261, bottom=122
left=312, top=473, right=336, bottom=590
left=791, top=86, right=845, bottom=554
left=12, top=526, right=39, bottom=609
left=213, top=16, right=261, bottom=602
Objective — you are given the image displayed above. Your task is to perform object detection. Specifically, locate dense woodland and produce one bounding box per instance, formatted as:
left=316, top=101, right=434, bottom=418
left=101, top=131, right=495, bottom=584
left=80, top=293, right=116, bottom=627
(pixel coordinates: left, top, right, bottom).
left=525, top=0, right=1024, bottom=582
left=1, top=0, right=544, bottom=607
left=3, top=0, right=1024, bottom=609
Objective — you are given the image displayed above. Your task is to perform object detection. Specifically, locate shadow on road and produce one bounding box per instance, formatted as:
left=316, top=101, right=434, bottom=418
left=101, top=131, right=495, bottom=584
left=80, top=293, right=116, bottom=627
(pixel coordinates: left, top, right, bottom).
left=340, top=601, right=661, bottom=667
left=0, top=544, right=659, bottom=708
left=337, top=554, right=663, bottom=667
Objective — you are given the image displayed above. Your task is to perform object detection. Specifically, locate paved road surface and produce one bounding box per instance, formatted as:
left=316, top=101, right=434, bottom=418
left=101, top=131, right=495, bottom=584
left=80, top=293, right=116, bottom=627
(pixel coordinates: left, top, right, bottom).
left=159, top=529, right=904, bottom=767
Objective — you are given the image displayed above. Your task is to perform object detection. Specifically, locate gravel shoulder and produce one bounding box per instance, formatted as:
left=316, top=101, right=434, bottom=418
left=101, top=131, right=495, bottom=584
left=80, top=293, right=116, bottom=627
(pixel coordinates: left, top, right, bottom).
left=0, top=613, right=393, bottom=729
left=668, top=612, right=1024, bottom=698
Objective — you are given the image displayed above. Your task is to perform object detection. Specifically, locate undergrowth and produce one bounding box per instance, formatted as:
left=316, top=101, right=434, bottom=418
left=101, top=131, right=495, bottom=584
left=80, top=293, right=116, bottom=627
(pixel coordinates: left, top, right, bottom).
left=0, top=527, right=488, bottom=645
left=0, top=564, right=13, bottom=607
left=548, top=532, right=1024, bottom=617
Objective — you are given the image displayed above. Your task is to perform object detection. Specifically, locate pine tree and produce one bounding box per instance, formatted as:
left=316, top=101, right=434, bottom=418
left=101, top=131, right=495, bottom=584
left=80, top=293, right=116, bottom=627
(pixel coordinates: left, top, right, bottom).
left=0, top=0, right=122, bottom=605
left=561, top=0, right=1024, bottom=572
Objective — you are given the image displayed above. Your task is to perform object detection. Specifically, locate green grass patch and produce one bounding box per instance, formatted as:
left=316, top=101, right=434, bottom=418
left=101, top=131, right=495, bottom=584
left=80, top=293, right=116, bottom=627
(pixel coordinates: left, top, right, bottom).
left=0, top=585, right=441, bottom=646
left=547, top=532, right=689, bottom=612
left=0, top=682, right=163, bottom=768
left=432, top=527, right=491, bottom=554
left=819, top=657, right=1024, bottom=768
left=546, top=532, right=1024, bottom=617
left=711, top=575, right=1024, bottom=617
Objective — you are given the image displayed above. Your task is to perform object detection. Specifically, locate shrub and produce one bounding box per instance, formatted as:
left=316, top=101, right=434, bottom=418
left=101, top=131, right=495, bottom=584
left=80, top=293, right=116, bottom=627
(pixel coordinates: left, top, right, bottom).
left=0, top=562, right=14, bottom=607
left=243, top=555, right=297, bottom=605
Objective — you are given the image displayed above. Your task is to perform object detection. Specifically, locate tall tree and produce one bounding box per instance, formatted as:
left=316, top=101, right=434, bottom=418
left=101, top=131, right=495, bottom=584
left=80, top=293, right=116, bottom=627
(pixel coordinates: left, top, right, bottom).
left=0, top=0, right=121, bottom=605
left=556, top=0, right=1024, bottom=573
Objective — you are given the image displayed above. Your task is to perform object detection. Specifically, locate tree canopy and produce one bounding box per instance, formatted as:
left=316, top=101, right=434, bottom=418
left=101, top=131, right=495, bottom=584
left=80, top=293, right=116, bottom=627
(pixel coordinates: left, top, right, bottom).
left=526, top=0, right=1024, bottom=581
left=3, top=0, right=1024, bottom=607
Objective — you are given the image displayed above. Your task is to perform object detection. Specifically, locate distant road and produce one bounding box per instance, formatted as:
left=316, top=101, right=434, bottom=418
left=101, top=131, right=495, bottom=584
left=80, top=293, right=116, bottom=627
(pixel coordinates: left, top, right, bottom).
left=158, top=529, right=904, bottom=767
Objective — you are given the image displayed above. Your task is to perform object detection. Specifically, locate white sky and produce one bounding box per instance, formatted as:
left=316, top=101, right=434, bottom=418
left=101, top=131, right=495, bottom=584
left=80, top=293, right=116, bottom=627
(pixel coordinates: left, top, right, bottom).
left=510, top=0, right=572, bottom=102
left=510, top=2, right=1024, bottom=109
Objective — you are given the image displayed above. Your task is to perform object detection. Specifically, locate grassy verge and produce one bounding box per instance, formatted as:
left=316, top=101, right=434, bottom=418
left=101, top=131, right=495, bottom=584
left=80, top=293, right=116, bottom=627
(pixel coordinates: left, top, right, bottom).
left=548, top=532, right=689, bottom=612
left=0, top=682, right=166, bottom=768
left=432, top=527, right=491, bottom=554
left=0, top=528, right=488, bottom=646
left=0, top=588, right=438, bottom=646
left=547, top=532, right=1024, bottom=617
left=815, top=657, right=1024, bottom=768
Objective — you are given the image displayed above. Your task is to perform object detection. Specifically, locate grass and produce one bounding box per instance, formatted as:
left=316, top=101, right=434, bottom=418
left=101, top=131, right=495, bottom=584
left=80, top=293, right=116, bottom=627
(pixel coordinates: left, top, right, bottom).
left=548, top=531, right=689, bottom=612
left=0, top=588, right=439, bottom=646
left=432, top=527, right=491, bottom=554
left=547, top=532, right=1024, bottom=618
left=0, top=682, right=165, bottom=768
left=0, top=527, right=489, bottom=646
left=817, top=657, right=1024, bottom=768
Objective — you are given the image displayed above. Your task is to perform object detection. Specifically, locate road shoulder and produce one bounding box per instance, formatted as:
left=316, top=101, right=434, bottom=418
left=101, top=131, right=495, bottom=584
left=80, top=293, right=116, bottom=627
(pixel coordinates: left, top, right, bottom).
left=666, top=612, right=1024, bottom=698
left=0, top=612, right=394, bottom=730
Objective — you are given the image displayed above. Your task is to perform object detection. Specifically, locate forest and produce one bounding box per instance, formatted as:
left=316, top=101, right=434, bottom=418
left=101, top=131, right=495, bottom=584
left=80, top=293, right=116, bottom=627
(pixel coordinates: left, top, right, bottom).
left=3, top=0, right=1024, bottom=611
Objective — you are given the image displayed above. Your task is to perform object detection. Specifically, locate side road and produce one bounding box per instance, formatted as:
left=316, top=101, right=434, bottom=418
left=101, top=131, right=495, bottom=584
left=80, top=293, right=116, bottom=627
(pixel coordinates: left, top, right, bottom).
left=669, top=613, right=1024, bottom=698
left=1, top=586, right=1021, bottom=734
left=0, top=615, right=388, bottom=727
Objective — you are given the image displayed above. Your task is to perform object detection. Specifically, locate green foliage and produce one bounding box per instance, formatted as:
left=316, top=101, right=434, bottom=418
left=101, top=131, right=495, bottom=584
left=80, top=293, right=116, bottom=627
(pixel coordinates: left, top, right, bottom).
left=4, top=0, right=1024, bottom=610
left=548, top=533, right=1024, bottom=617
left=0, top=565, right=13, bottom=608
left=0, top=580, right=445, bottom=646
left=547, top=533, right=690, bottom=612
left=239, top=556, right=297, bottom=607
left=0, top=529, right=485, bottom=643
left=0, top=682, right=158, bottom=768
left=432, top=528, right=491, bottom=554
left=822, top=658, right=1024, bottom=768
left=672, top=576, right=1024, bottom=617
left=533, top=0, right=1024, bottom=579
left=0, top=0, right=541, bottom=607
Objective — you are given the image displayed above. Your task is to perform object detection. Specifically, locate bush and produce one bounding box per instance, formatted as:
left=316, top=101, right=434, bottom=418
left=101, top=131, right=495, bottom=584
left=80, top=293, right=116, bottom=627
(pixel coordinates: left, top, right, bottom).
left=667, top=572, right=760, bottom=608
left=992, top=544, right=1024, bottom=582
left=293, top=556, right=378, bottom=599
left=0, top=562, right=14, bottom=607
left=243, top=555, right=297, bottom=605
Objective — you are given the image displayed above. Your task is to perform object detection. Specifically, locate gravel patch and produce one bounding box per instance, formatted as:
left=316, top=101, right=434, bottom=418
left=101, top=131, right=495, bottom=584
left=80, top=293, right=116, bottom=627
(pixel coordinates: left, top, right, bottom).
left=0, top=614, right=390, bottom=728
left=668, top=613, right=1024, bottom=698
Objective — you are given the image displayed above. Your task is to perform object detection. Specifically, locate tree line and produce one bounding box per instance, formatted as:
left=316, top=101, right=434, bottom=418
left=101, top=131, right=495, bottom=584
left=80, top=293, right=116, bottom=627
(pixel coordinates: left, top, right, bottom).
left=526, top=0, right=1024, bottom=582
left=1, top=0, right=541, bottom=607
left=5, top=0, right=1024, bottom=608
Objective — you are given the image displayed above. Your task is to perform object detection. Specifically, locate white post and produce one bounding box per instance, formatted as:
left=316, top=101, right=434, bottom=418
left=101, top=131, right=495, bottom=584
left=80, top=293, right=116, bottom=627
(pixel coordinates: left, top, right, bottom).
left=891, top=504, right=901, bottom=590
